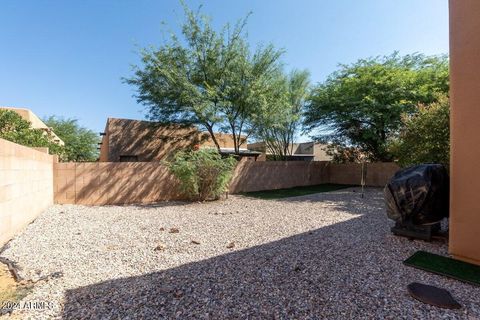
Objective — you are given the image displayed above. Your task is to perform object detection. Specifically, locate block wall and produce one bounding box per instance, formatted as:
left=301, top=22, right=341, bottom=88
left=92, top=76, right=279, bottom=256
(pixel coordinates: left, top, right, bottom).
left=54, top=160, right=399, bottom=205
left=0, top=138, right=54, bottom=246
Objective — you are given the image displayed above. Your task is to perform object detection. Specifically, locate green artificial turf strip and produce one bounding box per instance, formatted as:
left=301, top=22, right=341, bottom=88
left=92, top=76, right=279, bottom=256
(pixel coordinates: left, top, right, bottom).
left=404, top=251, right=480, bottom=286
left=241, top=184, right=352, bottom=199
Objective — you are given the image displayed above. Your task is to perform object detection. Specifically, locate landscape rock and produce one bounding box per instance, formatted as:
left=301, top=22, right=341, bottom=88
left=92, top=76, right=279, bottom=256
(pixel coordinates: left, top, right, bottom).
left=0, top=188, right=478, bottom=319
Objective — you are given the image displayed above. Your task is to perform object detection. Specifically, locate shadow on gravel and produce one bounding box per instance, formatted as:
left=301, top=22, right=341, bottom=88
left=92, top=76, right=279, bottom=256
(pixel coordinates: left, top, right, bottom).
left=60, top=192, right=458, bottom=319
left=60, top=193, right=388, bottom=319
left=273, top=187, right=384, bottom=203
left=62, top=222, right=365, bottom=319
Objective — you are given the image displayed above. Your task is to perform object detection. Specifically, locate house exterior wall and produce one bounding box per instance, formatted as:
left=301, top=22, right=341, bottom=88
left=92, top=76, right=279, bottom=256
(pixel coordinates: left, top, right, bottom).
left=202, top=132, right=247, bottom=149
left=247, top=141, right=332, bottom=161
left=0, top=107, right=64, bottom=145
left=99, top=120, right=110, bottom=162
left=99, top=118, right=204, bottom=162
left=449, top=0, right=480, bottom=265
left=0, top=138, right=55, bottom=246
left=98, top=118, right=246, bottom=162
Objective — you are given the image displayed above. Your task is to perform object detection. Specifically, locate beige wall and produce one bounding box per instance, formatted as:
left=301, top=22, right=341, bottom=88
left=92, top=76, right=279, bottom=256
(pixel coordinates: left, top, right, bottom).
left=0, top=139, right=55, bottom=246
left=247, top=142, right=332, bottom=161
left=54, top=160, right=398, bottom=205
left=99, top=121, right=109, bottom=162
left=327, top=162, right=400, bottom=187
left=449, top=0, right=480, bottom=265
left=100, top=118, right=204, bottom=162
left=54, top=162, right=184, bottom=205
left=99, top=118, right=247, bottom=162
left=202, top=132, right=247, bottom=149
left=229, top=161, right=330, bottom=193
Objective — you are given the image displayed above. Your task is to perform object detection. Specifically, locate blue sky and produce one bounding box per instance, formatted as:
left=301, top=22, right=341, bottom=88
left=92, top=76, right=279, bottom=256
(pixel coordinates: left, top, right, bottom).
left=0, top=0, right=448, bottom=136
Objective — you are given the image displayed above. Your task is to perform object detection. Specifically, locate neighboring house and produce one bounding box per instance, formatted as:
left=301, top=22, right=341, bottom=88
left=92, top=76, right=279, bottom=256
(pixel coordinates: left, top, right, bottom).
left=247, top=141, right=332, bottom=161
left=99, top=118, right=260, bottom=162
left=0, top=106, right=64, bottom=145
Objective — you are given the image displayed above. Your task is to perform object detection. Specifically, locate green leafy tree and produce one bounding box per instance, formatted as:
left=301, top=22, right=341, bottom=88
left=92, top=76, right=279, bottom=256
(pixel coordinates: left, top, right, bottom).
left=304, top=52, right=449, bottom=162
left=390, top=95, right=450, bottom=167
left=167, top=148, right=237, bottom=201
left=219, top=43, right=284, bottom=153
left=125, top=4, right=283, bottom=154
left=253, top=69, right=311, bottom=159
left=43, top=116, right=99, bottom=162
left=0, top=109, right=63, bottom=155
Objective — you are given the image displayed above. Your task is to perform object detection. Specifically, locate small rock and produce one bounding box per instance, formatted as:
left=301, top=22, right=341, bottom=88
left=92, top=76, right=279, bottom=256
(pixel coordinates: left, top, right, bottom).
left=227, top=242, right=235, bottom=249
left=191, top=240, right=200, bottom=245
left=169, top=228, right=179, bottom=233
left=159, top=227, right=165, bottom=231
left=158, top=285, right=174, bottom=293
left=154, top=243, right=166, bottom=251
left=50, top=271, right=63, bottom=279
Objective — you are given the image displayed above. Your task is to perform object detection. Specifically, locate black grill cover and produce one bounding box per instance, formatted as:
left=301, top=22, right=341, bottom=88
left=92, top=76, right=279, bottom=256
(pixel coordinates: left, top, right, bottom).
left=384, top=164, right=449, bottom=225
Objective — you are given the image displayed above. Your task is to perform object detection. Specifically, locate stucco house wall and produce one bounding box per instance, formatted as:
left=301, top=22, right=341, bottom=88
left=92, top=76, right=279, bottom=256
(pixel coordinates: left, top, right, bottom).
left=99, top=118, right=246, bottom=162
left=449, top=0, right=480, bottom=265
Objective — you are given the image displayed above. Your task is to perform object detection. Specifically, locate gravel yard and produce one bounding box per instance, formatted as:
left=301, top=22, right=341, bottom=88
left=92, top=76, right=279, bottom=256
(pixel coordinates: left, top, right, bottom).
left=1, top=187, right=479, bottom=319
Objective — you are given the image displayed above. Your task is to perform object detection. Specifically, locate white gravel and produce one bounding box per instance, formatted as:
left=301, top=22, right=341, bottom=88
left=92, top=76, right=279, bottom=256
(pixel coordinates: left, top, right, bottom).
left=1, top=187, right=479, bottom=319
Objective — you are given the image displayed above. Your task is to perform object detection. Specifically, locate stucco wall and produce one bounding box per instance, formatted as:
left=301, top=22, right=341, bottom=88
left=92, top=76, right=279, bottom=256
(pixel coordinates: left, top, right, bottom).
left=0, top=107, right=64, bottom=145
left=0, top=138, right=54, bottom=246
left=54, top=160, right=398, bottom=205
left=99, top=118, right=247, bottom=162
left=449, top=0, right=480, bottom=265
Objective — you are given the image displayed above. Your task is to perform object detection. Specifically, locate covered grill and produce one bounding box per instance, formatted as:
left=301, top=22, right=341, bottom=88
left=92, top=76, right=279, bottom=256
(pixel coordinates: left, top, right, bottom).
left=384, top=164, right=449, bottom=240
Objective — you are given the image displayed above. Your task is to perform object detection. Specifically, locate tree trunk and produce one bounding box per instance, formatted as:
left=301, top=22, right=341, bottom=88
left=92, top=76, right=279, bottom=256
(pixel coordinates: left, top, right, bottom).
left=205, top=124, right=221, bottom=152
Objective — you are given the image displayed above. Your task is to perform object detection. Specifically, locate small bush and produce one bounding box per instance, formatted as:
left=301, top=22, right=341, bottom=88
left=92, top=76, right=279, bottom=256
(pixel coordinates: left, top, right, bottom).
left=167, top=148, right=237, bottom=201
left=390, top=95, right=450, bottom=167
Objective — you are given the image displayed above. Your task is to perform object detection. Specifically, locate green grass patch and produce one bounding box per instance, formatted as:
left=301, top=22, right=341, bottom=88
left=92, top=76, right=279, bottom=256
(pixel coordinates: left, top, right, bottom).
left=404, top=251, right=480, bottom=286
left=241, top=184, right=352, bottom=200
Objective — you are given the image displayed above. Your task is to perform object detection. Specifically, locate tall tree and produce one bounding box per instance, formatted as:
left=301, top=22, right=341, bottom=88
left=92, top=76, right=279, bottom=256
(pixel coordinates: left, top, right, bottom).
left=220, top=43, right=284, bottom=153
left=43, top=116, right=99, bottom=162
left=304, top=52, right=449, bottom=162
left=125, top=4, right=283, bottom=154
left=253, top=69, right=310, bottom=159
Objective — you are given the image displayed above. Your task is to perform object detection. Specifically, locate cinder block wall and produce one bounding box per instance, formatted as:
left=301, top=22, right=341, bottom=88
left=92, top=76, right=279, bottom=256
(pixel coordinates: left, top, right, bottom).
left=0, top=138, right=54, bottom=246
left=327, top=162, right=400, bottom=187
left=229, top=161, right=330, bottom=193
left=54, top=160, right=399, bottom=205
left=54, top=162, right=184, bottom=205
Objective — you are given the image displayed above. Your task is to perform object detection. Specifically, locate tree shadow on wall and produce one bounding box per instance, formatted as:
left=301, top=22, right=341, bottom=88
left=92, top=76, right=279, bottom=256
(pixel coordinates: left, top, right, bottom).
left=59, top=194, right=433, bottom=319
left=65, top=162, right=185, bottom=205
left=107, top=119, right=209, bottom=162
